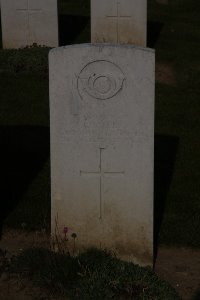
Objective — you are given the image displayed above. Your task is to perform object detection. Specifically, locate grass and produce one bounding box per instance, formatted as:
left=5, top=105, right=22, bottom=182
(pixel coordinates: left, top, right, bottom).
left=148, top=0, right=200, bottom=247
left=59, top=0, right=90, bottom=17
left=0, top=47, right=50, bottom=231
left=0, top=0, right=199, bottom=247
left=9, top=247, right=180, bottom=299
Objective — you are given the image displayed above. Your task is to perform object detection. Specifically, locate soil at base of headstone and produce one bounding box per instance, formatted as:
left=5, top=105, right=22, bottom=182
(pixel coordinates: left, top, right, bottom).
left=155, top=246, right=200, bottom=300
left=0, top=230, right=200, bottom=300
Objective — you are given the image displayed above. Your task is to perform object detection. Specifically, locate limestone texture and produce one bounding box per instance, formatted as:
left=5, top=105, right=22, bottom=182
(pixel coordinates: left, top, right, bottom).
left=1, top=0, right=58, bottom=48
left=91, top=0, right=147, bottom=46
left=49, top=44, right=155, bottom=266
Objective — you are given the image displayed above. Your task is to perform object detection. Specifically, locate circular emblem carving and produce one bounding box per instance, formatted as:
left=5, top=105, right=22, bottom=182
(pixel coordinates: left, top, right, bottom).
left=77, top=60, right=125, bottom=100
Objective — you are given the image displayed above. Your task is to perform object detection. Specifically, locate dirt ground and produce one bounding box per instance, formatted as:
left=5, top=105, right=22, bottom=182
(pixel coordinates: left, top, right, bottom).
left=154, top=60, right=200, bottom=300
left=0, top=230, right=200, bottom=300
left=0, top=230, right=64, bottom=300
left=155, top=247, right=200, bottom=300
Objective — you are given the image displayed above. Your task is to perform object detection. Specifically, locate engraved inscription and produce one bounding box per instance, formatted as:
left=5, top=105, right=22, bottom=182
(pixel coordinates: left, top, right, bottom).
left=77, top=60, right=125, bottom=100
left=93, top=76, right=111, bottom=94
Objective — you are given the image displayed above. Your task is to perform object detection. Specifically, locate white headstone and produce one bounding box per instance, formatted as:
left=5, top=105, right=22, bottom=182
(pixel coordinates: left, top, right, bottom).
left=1, top=0, right=58, bottom=49
left=50, top=44, right=154, bottom=266
left=91, top=0, right=147, bottom=46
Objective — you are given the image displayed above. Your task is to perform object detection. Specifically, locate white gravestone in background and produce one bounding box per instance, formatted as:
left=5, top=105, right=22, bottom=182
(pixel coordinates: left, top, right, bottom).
left=1, top=0, right=58, bottom=49
left=50, top=44, right=154, bottom=266
left=91, top=0, right=147, bottom=46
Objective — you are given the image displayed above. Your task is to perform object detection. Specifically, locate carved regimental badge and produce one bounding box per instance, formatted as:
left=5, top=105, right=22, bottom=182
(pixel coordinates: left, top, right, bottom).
left=77, top=60, right=125, bottom=100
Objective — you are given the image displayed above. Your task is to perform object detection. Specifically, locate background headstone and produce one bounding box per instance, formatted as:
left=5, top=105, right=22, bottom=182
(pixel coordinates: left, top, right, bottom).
left=91, top=0, right=147, bottom=46
left=50, top=44, right=155, bottom=266
left=1, top=0, right=58, bottom=49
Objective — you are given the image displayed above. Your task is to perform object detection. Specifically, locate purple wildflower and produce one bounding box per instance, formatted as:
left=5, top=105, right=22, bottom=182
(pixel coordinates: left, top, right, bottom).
left=63, top=226, right=68, bottom=234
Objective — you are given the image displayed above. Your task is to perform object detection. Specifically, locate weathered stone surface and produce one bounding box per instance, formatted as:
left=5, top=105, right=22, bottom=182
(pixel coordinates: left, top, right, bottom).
left=1, top=0, right=58, bottom=49
left=91, top=0, right=147, bottom=46
left=49, top=44, right=155, bottom=266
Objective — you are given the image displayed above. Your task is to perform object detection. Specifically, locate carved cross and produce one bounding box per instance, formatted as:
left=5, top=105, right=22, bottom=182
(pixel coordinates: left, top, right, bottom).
left=80, top=148, right=124, bottom=219
left=16, top=0, right=42, bottom=42
left=106, top=1, right=131, bottom=42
